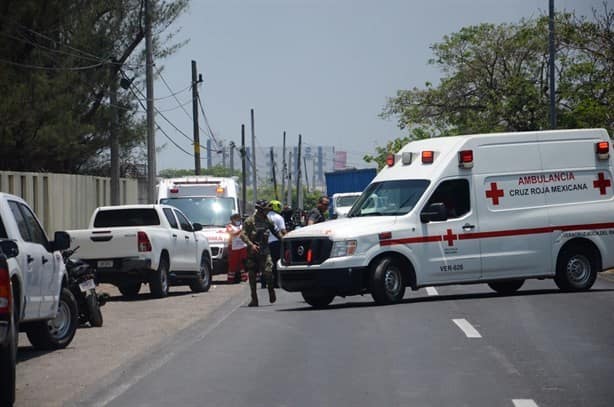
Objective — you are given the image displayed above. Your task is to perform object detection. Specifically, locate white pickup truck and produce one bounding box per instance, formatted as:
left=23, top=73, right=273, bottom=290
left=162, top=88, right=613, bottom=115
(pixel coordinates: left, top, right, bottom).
left=0, top=193, right=77, bottom=352
left=67, top=204, right=213, bottom=298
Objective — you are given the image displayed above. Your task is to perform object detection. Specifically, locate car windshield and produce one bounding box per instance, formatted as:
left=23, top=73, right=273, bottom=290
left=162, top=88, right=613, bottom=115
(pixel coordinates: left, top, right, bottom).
left=347, top=179, right=430, bottom=217
left=160, top=197, right=235, bottom=227
left=336, top=195, right=360, bottom=207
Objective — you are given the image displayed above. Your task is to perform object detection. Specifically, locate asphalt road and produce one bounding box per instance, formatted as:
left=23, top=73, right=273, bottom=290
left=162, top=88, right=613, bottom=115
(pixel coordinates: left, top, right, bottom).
left=76, top=274, right=614, bottom=407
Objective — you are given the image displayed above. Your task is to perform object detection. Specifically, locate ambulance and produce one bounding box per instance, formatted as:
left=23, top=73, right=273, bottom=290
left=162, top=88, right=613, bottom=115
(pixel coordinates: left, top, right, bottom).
left=157, top=176, right=241, bottom=274
left=278, top=129, right=614, bottom=308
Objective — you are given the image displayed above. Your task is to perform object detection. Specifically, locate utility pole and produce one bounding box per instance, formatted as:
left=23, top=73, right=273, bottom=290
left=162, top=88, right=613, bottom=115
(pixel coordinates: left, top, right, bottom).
left=548, top=0, right=557, bottom=129
left=207, top=139, right=212, bottom=169
left=145, top=0, right=156, bottom=203
left=296, top=134, right=302, bottom=210
left=287, top=151, right=293, bottom=207
left=229, top=141, right=235, bottom=173
left=303, top=157, right=309, bottom=194
left=270, top=147, right=278, bottom=199
left=110, top=65, right=120, bottom=205
left=241, top=125, right=247, bottom=216
left=281, top=131, right=286, bottom=203
left=250, top=109, right=257, bottom=202
left=192, top=60, right=201, bottom=174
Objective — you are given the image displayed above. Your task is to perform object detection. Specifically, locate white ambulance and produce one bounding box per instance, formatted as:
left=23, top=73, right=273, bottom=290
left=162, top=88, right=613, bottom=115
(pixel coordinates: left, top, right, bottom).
left=157, top=176, right=241, bottom=274
left=278, top=129, right=614, bottom=308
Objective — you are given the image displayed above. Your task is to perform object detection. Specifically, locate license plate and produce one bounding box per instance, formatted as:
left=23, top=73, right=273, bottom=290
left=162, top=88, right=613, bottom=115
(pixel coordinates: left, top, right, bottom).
left=97, top=260, right=113, bottom=268
left=79, top=279, right=96, bottom=292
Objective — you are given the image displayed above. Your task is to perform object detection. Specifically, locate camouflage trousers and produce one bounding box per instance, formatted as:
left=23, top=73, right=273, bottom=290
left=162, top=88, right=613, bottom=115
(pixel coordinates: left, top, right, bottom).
left=246, top=254, right=274, bottom=304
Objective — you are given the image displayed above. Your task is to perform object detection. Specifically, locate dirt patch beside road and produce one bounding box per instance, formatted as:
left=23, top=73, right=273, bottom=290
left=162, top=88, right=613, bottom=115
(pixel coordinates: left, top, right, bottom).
left=15, top=276, right=247, bottom=407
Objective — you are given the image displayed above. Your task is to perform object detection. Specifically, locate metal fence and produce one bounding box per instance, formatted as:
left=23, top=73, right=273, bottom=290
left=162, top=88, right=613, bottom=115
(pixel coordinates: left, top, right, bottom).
left=0, top=171, right=138, bottom=234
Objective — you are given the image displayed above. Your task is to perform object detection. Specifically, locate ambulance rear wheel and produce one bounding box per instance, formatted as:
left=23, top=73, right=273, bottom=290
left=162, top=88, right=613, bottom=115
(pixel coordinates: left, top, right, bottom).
left=487, top=279, right=524, bottom=295
left=555, top=247, right=598, bottom=291
left=370, top=256, right=405, bottom=305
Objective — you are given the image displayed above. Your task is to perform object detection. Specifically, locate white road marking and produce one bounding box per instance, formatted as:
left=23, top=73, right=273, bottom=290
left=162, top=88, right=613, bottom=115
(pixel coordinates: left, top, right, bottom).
left=425, top=286, right=438, bottom=296
left=452, top=318, right=482, bottom=338
left=512, top=399, right=539, bottom=407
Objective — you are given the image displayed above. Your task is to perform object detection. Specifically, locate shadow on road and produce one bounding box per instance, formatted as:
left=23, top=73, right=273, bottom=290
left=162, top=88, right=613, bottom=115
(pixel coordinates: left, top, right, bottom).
left=277, top=287, right=614, bottom=312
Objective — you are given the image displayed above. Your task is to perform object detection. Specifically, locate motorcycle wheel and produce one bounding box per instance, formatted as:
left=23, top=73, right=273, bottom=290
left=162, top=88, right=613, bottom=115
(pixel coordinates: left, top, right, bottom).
left=86, top=292, right=103, bottom=327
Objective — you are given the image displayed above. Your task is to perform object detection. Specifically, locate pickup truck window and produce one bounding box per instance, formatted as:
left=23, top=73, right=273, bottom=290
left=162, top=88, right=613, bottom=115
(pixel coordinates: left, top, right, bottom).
left=174, top=210, right=193, bottom=232
left=8, top=201, right=48, bottom=246
left=93, top=209, right=161, bottom=228
left=0, top=216, right=6, bottom=238
left=163, top=208, right=179, bottom=229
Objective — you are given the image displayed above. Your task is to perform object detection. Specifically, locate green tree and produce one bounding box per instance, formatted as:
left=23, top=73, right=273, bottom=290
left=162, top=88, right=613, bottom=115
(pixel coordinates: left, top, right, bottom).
left=380, top=6, right=613, bottom=154
left=0, top=0, right=188, bottom=174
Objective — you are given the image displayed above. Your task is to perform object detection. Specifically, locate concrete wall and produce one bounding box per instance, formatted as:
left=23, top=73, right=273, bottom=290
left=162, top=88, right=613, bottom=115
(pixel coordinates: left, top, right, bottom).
left=0, top=171, right=138, bottom=234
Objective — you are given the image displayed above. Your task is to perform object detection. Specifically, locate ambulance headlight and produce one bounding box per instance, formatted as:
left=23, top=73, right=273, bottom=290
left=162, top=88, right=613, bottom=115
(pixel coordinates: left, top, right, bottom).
left=330, top=240, right=357, bottom=258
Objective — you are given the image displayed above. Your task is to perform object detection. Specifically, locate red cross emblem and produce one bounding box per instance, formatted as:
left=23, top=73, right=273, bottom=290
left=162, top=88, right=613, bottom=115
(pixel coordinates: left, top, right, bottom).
left=443, top=229, right=457, bottom=246
left=593, top=172, right=611, bottom=195
left=485, top=182, right=504, bottom=205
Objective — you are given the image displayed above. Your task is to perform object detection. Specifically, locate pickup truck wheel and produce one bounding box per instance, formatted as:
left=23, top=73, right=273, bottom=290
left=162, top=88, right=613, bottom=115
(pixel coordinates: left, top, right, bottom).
left=301, top=290, right=335, bottom=309
left=26, top=287, right=78, bottom=350
left=0, top=295, right=17, bottom=406
left=190, top=255, right=212, bottom=293
left=370, top=257, right=405, bottom=305
left=487, top=279, right=524, bottom=295
left=555, top=247, right=598, bottom=291
left=118, top=282, right=141, bottom=298
left=150, top=257, right=169, bottom=298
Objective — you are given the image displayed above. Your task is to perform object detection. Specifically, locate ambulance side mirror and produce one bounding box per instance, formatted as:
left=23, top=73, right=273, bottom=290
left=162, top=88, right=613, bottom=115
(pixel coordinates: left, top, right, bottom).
left=420, top=202, right=448, bottom=223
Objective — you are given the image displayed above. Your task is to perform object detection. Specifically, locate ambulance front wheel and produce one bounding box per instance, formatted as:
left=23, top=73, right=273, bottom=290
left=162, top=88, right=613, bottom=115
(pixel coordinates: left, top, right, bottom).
left=554, top=245, right=598, bottom=291
left=487, top=279, right=524, bottom=295
left=370, top=256, right=406, bottom=305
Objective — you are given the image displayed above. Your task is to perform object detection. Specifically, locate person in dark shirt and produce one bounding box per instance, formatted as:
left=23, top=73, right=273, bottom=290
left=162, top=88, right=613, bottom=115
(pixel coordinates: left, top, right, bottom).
left=307, top=195, right=330, bottom=225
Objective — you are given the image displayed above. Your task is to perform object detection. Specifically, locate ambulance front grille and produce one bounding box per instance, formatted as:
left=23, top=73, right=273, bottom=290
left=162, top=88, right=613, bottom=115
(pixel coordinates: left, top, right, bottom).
left=281, top=238, right=332, bottom=266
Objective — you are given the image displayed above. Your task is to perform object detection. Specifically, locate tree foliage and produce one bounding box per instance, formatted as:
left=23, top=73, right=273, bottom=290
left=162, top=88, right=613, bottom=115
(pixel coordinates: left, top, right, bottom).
left=376, top=5, right=613, bottom=167
left=0, top=0, right=188, bottom=174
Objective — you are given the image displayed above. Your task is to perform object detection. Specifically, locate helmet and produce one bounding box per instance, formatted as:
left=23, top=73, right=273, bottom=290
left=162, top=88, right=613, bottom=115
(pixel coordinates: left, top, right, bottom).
left=255, top=199, right=269, bottom=210
left=268, top=200, right=282, bottom=213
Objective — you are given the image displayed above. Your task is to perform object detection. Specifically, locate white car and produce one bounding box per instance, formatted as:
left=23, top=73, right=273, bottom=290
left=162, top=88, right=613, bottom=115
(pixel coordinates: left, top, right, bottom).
left=331, top=192, right=361, bottom=218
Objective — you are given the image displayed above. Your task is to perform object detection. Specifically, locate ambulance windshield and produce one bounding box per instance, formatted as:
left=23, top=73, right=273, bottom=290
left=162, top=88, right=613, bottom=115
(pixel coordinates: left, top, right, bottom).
left=160, top=197, right=235, bottom=227
left=347, top=179, right=430, bottom=217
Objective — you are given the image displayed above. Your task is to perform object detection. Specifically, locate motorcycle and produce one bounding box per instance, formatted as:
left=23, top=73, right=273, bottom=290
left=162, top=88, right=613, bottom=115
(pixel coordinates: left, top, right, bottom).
left=62, top=246, right=106, bottom=327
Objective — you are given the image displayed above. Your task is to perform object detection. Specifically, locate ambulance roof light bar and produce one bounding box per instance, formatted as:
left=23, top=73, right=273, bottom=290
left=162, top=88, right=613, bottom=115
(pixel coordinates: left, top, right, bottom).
left=458, top=150, right=474, bottom=169
left=596, top=141, right=610, bottom=160
left=421, top=150, right=434, bottom=164
left=170, top=187, right=179, bottom=193
left=386, top=153, right=395, bottom=167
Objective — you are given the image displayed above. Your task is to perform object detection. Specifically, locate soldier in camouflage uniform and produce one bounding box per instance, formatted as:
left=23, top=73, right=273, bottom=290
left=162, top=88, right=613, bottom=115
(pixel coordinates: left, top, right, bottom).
left=240, top=200, right=280, bottom=307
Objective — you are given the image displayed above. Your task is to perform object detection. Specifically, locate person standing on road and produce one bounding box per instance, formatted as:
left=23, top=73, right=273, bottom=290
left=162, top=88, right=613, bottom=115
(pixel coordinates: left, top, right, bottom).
left=266, top=200, right=287, bottom=288
left=240, top=200, right=280, bottom=307
left=226, top=213, right=247, bottom=283
left=307, top=195, right=330, bottom=225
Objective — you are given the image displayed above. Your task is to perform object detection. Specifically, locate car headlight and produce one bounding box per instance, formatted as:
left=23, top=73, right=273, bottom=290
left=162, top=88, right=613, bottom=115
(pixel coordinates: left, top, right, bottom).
left=330, top=240, right=357, bottom=258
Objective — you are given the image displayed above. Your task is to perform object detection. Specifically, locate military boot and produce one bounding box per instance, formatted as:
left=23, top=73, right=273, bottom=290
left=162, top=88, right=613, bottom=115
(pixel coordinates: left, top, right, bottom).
left=268, top=287, right=276, bottom=304
left=248, top=273, right=259, bottom=307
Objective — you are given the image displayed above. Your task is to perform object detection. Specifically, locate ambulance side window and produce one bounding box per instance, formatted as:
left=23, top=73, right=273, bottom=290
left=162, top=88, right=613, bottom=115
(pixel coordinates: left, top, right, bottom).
left=427, top=179, right=470, bottom=219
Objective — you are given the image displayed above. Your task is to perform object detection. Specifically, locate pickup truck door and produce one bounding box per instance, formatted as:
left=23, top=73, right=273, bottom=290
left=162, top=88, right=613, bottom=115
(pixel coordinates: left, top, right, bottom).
left=174, top=210, right=198, bottom=271
left=162, top=208, right=184, bottom=269
left=8, top=201, right=59, bottom=319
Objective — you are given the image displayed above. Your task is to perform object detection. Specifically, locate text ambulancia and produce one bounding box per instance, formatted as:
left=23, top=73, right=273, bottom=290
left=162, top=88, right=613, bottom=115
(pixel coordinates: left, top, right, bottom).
left=277, top=129, right=614, bottom=308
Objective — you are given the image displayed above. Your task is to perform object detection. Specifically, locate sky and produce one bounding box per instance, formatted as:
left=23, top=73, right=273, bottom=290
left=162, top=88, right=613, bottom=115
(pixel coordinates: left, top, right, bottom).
left=152, top=0, right=609, bottom=171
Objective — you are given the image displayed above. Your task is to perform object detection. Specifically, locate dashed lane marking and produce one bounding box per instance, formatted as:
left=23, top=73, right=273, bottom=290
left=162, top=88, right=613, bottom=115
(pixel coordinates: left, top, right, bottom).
left=452, top=318, right=482, bottom=338
left=512, top=399, right=539, bottom=407
left=425, top=286, right=439, bottom=296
